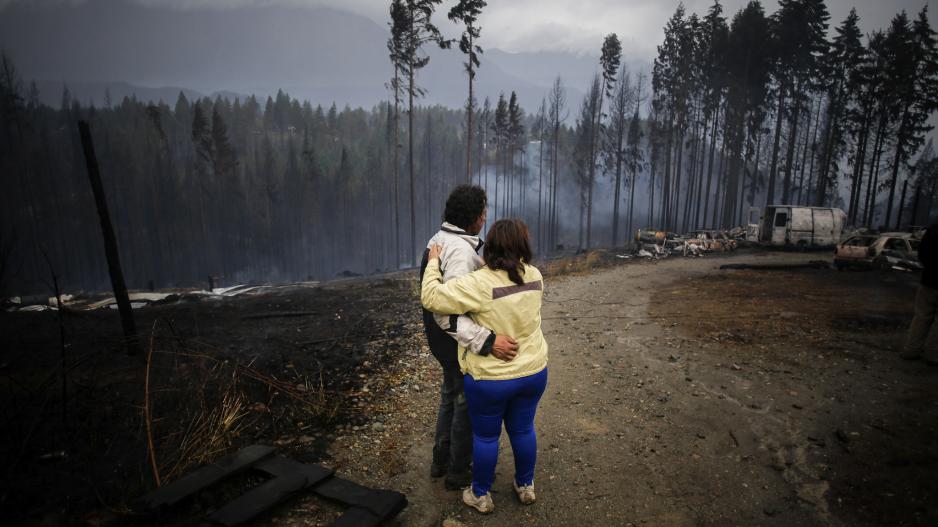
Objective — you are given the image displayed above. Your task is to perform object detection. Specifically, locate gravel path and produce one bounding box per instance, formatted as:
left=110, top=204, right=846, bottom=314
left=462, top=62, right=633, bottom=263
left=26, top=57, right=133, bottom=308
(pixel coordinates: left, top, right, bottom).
left=321, top=251, right=936, bottom=527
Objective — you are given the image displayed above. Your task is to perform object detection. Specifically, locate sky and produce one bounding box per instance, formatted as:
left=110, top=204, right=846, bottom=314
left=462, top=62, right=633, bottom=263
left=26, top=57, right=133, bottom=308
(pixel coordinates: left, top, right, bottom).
left=3, top=0, right=931, bottom=61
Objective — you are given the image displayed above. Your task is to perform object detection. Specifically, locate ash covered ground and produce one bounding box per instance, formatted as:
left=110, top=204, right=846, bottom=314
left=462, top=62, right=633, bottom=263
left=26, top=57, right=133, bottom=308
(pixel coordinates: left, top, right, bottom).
left=1, top=250, right=935, bottom=526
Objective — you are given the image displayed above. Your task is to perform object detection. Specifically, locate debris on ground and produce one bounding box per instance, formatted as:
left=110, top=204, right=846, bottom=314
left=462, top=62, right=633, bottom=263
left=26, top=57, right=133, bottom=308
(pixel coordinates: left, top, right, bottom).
left=138, top=444, right=407, bottom=526
left=5, top=281, right=323, bottom=312
left=633, top=228, right=741, bottom=259
left=719, top=261, right=832, bottom=271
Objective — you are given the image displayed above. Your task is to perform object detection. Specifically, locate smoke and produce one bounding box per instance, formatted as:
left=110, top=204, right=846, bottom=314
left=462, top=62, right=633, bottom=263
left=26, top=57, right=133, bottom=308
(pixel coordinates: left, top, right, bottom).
left=0, top=0, right=383, bottom=19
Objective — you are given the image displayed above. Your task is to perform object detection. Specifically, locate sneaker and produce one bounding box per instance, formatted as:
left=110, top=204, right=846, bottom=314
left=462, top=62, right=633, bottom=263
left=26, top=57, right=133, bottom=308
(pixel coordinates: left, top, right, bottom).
left=444, top=469, right=472, bottom=490
left=462, top=487, right=494, bottom=514
left=513, top=480, right=536, bottom=504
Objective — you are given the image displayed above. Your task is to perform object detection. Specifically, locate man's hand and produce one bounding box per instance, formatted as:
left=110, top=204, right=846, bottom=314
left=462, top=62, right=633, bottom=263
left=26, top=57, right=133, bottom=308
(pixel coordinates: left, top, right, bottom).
left=492, top=334, right=519, bottom=362
left=428, top=243, right=443, bottom=261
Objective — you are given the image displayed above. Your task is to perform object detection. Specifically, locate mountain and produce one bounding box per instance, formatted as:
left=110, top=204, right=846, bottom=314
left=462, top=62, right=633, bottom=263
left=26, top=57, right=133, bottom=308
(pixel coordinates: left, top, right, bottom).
left=30, top=80, right=204, bottom=108
left=0, top=0, right=630, bottom=114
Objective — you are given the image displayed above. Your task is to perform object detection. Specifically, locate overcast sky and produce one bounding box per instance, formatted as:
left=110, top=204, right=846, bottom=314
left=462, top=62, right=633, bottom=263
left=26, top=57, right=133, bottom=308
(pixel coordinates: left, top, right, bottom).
left=3, top=0, right=936, bottom=60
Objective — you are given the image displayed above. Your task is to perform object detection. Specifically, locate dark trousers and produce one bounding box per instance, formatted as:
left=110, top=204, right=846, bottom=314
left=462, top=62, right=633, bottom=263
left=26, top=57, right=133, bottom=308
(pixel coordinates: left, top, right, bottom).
left=425, top=310, right=472, bottom=474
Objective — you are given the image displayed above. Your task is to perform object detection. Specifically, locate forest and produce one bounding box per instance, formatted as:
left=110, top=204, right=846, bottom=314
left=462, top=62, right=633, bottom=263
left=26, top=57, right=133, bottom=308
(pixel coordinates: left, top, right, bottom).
left=1, top=0, right=937, bottom=296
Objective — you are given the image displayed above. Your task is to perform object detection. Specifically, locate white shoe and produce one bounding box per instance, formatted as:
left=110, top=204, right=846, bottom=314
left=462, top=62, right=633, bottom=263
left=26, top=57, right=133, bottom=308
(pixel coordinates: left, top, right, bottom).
left=462, top=487, right=495, bottom=513
left=513, top=480, right=536, bottom=504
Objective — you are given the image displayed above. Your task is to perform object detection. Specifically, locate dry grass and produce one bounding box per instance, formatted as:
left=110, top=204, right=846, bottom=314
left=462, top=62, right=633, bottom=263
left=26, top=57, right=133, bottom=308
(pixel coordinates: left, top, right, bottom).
left=539, top=249, right=624, bottom=279
left=144, top=321, right=343, bottom=486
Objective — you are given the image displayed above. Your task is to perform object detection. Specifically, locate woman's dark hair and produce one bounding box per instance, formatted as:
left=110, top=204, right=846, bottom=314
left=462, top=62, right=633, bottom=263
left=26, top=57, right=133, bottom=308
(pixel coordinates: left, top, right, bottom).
left=484, top=219, right=533, bottom=285
left=444, top=185, right=487, bottom=231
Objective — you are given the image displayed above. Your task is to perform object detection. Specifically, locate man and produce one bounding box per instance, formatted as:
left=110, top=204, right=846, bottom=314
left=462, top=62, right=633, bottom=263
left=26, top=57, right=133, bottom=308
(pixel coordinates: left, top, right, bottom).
left=419, top=185, right=519, bottom=490
left=903, top=224, right=938, bottom=363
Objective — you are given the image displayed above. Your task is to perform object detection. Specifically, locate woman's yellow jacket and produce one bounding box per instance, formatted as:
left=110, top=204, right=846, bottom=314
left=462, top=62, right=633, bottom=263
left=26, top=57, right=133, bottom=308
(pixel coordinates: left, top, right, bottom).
left=421, top=259, right=548, bottom=381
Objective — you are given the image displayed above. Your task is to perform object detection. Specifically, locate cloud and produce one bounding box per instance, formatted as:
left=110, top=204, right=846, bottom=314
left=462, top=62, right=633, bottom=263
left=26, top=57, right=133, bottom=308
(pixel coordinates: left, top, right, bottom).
left=474, top=0, right=663, bottom=58
left=3, top=0, right=936, bottom=59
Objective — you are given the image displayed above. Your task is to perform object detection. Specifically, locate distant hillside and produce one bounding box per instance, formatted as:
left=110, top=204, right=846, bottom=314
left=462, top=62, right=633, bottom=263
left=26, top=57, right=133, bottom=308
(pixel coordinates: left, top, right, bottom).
left=31, top=80, right=202, bottom=108
left=0, top=0, right=659, bottom=113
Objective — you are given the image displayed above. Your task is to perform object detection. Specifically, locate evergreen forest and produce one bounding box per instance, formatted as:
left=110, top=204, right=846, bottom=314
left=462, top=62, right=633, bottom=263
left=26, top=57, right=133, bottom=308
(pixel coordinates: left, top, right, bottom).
left=1, top=0, right=937, bottom=295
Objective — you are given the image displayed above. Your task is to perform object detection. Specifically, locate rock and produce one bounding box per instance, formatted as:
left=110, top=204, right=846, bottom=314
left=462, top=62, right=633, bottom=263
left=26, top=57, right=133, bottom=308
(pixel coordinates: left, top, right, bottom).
left=442, top=519, right=467, bottom=527
left=797, top=481, right=830, bottom=506
left=372, top=422, right=385, bottom=432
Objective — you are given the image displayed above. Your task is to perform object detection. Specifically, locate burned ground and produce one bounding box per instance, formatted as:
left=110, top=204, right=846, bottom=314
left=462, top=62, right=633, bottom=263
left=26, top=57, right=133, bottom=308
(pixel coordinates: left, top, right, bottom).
left=0, top=275, right=422, bottom=525
left=647, top=261, right=935, bottom=526
left=1, top=251, right=936, bottom=526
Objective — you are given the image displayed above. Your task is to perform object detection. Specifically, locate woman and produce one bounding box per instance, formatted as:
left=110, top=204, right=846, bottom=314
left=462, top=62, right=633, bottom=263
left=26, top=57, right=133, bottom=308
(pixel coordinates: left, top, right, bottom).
left=421, top=219, right=548, bottom=514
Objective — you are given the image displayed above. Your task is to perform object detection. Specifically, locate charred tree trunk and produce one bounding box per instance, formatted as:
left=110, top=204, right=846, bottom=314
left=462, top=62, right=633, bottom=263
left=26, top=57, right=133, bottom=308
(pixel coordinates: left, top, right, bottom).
left=712, top=131, right=728, bottom=228
left=781, top=85, right=802, bottom=205
left=896, top=179, right=908, bottom=230
left=766, top=88, right=786, bottom=207
left=847, top=119, right=870, bottom=223
left=863, top=116, right=888, bottom=227
left=702, top=107, right=720, bottom=228
left=537, top=136, right=544, bottom=251
left=78, top=120, right=137, bottom=355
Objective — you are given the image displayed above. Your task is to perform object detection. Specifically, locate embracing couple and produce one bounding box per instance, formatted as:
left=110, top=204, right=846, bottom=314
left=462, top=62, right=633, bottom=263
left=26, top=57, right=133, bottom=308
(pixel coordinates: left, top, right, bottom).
left=418, top=185, right=549, bottom=514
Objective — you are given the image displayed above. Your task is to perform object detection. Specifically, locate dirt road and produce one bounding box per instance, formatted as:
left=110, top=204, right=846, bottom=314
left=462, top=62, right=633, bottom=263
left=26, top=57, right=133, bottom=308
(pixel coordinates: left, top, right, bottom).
left=326, top=251, right=936, bottom=527
left=5, top=249, right=933, bottom=526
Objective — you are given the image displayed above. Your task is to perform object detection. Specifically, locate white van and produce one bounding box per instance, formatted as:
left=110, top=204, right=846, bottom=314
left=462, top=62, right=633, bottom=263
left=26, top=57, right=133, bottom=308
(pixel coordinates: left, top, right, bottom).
left=755, top=205, right=847, bottom=248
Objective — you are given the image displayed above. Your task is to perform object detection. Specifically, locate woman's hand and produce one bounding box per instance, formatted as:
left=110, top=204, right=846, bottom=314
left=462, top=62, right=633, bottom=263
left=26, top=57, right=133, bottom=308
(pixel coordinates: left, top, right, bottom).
left=428, top=243, right=443, bottom=262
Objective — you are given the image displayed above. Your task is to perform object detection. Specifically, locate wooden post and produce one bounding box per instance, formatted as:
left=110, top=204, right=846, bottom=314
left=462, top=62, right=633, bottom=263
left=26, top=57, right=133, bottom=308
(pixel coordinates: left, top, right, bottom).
left=78, top=120, right=137, bottom=354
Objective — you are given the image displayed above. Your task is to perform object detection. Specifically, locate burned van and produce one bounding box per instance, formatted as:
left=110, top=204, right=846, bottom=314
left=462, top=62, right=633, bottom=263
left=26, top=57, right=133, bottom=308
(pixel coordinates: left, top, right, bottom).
left=758, top=205, right=847, bottom=248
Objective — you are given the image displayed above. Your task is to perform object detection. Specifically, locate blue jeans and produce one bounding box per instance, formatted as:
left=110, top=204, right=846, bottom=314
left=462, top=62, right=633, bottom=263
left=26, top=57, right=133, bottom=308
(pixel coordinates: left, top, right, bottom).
left=463, top=368, right=548, bottom=497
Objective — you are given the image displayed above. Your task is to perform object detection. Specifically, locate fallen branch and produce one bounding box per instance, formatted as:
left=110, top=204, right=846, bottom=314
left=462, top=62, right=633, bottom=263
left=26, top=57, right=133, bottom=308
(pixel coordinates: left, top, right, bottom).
left=719, top=261, right=830, bottom=271
left=240, top=311, right=318, bottom=321
left=145, top=320, right=162, bottom=487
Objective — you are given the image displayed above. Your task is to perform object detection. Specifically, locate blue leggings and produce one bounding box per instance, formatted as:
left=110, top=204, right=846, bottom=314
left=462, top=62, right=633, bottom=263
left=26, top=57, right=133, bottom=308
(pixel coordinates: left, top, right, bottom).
left=463, top=368, right=548, bottom=496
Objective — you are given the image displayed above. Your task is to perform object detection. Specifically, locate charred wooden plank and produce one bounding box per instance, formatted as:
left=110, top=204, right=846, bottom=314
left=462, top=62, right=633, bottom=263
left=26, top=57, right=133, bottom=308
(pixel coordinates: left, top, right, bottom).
left=329, top=506, right=382, bottom=527
left=206, top=473, right=307, bottom=526
left=315, top=477, right=407, bottom=520
left=254, top=456, right=333, bottom=487
left=140, top=444, right=275, bottom=509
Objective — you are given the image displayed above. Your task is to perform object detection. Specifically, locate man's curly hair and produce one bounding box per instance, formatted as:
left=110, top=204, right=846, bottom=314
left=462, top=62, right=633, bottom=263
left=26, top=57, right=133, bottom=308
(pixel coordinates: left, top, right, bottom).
left=444, top=185, right=487, bottom=231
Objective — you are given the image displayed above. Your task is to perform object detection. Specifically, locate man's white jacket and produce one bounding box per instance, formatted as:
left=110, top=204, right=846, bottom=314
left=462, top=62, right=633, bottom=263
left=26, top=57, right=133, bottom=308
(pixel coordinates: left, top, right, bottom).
left=425, top=222, right=491, bottom=353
